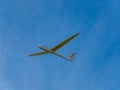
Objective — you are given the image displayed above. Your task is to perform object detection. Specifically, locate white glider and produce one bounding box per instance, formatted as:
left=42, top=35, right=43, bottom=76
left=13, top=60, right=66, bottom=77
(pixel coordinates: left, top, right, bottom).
left=28, top=33, right=79, bottom=61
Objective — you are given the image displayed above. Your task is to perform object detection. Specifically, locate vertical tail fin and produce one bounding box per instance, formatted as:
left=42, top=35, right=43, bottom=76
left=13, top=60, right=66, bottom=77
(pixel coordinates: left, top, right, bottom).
left=69, top=53, right=77, bottom=61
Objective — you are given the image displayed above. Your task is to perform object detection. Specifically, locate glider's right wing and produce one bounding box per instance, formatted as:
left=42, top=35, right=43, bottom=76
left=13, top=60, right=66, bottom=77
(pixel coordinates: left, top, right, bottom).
left=28, top=51, right=48, bottom=56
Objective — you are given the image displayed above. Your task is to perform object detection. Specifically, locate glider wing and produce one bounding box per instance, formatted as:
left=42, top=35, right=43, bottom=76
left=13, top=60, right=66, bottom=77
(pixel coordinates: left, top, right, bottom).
left=51, top=33, right=79, bottom=51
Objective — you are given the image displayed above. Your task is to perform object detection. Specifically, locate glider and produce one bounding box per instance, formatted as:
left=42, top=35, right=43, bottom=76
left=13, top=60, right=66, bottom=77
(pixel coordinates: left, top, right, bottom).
left=28, top=32, right=79, bottom=61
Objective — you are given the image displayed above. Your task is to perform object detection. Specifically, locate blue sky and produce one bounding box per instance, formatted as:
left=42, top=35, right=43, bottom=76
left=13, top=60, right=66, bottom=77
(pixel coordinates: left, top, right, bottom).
left=0, top=0, right=120, bottom=90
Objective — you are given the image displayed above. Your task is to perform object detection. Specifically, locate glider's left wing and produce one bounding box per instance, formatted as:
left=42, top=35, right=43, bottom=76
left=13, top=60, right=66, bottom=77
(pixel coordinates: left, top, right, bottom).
left=51, top=32, right=79, bottom=51
left=28, top=51, right=48, bottom=56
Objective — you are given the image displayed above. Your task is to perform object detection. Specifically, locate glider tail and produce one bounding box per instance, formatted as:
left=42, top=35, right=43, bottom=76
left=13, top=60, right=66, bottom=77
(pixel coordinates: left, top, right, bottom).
left=69, top=53, right=77, bottom=61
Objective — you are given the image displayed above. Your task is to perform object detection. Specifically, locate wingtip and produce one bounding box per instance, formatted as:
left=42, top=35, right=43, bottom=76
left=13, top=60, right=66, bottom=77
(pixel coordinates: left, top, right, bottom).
left=74, top=32, right=80, bottom=36
left=28, top=55, right=31, bottom=57
left=28, top=54, right=33, bottom=57
left=77, top=32, right=80, bottom=35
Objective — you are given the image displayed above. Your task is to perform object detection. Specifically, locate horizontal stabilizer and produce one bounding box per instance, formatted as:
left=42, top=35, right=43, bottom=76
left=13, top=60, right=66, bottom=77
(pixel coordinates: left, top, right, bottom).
left=69, top=53, right=77, bottom=61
